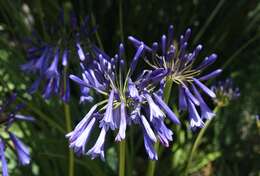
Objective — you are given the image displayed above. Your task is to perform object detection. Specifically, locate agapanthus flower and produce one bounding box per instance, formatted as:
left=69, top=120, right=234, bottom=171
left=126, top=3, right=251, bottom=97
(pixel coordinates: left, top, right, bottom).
left=21, top=10, right=95, bottom=102
left=0, top=93, right=34, bottom=176
left=211, top=78, right=240, bottom=107
left=66, top=43, right=180, bottom=160
left=129, top=25, right=222, bottom=128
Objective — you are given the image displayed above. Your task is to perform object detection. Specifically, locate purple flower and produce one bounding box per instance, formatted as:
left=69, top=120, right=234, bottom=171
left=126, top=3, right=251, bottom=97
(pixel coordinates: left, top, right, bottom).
left=140, top=115, right=157, bottom=143
left=76, top=43, right=86, bottom=61
left=145, top=93, right=165, bottom=121
left=151, top=118, right=173, bottom=147
left=115, top=102, right=127, bottom=141
left=9, top=133, right=30, bottom=165
left=128, top=79, right=139, bottom=99
left=211, top=78, right=240, bottom=107
left=21, top=11, right=95, bottom=102
left=187, top=99, right=204, bottom=128
left=66, top=44, right=179, bottom=159
left=87, top=127, right=107, bottom=160
left=143, top=131, right=158, bottom=160
left=129, top=25, right=221, bottom=128
left=45, top=49, right=60, bottom=78
left=13, top=114, right=35, bottom=122
left=191, top=84, right=214, bottom=120
left=69, top=117, right=96, bottom=155
left=0, top=94, right=34, bottom=175
left=66, top=105, right=97, bottom=141
left=79, top=86, right=93, bottom=103
left=130, top=44, right=145, bottom=73
left=100, top=90, right=116, bottom=130
left=62, top=49, right=69, bottom=66
left=67, top=42, right=178, bottom=160
left=0, top=138, right=8, bottom=176
left=153, top=93, right=180, bottom=124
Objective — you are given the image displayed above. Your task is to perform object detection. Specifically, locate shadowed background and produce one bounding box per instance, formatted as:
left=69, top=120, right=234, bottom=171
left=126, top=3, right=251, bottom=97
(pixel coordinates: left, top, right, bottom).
left=0, top=0, right=259, bottom=175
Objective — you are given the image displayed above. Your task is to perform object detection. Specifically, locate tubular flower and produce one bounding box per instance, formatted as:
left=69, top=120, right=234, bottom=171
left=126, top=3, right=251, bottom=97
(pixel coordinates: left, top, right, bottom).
left=21, top=10, right=95, bottom=102
left=211, top=78, right=240, bottom=107
left=0, top=93, right=34, bottom=176
left=66, top=43, right=180, bottom=160
left=129, top=25, right=222, bottom=128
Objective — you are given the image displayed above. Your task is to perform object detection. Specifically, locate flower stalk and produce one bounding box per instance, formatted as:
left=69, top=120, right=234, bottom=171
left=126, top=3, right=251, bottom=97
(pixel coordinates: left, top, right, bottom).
left=118, top=1, right=126, bottom=176
left=64, top=66, right=74, bottom=176
left=146, top=142, right=159, bottom=176
left=184, top=106, right=220, bottom=176
left=119, top=140, right=126, bottom=176
left=65, top=103, right=74, bottom=176
left=146, top=79, right=173, bottom=176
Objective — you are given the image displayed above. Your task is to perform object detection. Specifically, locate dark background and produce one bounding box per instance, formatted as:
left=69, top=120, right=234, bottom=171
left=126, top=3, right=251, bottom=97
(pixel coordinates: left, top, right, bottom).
left=0, top=0, right=259, bottom=175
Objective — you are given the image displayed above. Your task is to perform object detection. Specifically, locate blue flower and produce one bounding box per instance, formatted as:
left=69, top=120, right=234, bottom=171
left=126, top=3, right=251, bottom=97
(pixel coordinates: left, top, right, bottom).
left=66, top=105, right=98, bottom=155
left=129, top=25, right=222, bottom=128
left=0, top=93, right=34, bottom=175
left=145, top=93, right=165, bottom=121
left=67, top=42, right=180, bottom=160
left=9, top=133, right=30, bottom=165
left=21, top=11, right=95, bottom=102
left=143, top=130, right=158, bottom=160
left=211, top=78, right=240, bottom=107
left=100, top=90, right=116, bottom=130
left=0, top=138, right=8, bottom=176
left=115, top=102, right=127, bottom=142
left=87, top=127, right=107, bottom=160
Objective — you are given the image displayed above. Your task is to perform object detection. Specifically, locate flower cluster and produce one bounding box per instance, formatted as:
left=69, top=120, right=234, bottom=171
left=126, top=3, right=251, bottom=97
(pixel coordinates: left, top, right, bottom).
left=0, top=93, right=34, bottom=176
left=21, top=10, right=95, bottom=102
left=66, top=25, right=222, bottom=160
left=66, top=43, right=180, bottom=160
left=129, top=25, right=222, bottom=128
left=211, top=78, right=240, bottom=107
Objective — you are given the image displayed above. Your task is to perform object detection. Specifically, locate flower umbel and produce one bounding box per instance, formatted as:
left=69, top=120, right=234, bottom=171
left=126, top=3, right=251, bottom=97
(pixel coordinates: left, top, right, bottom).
left=211, top=78, right=240, bottom=107
left=67, top=42, right=180, bottom=160
left=21, top=10, right=95, bottom=102
left=0, top=93, right=34, bottom=176
left=129, top=25, right=222, bottom=128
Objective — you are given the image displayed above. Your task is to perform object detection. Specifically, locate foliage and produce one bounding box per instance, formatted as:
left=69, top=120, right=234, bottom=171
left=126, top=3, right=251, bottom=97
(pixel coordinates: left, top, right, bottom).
left=0, top=0, right=259, bottom=175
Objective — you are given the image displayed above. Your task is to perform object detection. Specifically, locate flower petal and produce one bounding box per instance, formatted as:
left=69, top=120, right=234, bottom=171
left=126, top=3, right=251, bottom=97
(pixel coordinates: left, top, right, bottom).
left=87, top=127, right=107, bottom=161
left=153, top=93, right=180, bottom=125
left=143, top=131, right=158, bottom=160
left=9, top=133, right=30, bottom=165
left=100, top=90, right=115, bottom=130
left=140, top=115, right=157, bottom=142
left=0, top=138, right=8, bottom=176
left=115, top=102, right=127, bottom=141
left=192, top=78, right=216, bottom=98
left=199, top=69, right=222, bottom=81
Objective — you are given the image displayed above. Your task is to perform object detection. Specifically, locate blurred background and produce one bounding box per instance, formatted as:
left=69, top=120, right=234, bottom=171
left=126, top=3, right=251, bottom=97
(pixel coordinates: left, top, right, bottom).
left=0, top=0, right=259, bottom=175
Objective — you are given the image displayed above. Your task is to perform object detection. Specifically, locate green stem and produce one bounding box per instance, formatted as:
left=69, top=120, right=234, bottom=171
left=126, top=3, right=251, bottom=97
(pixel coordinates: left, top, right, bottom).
left=64, top=103, right=74, bottom=176
left=184, top=107, right=220, bottom=176
left=119, top=140, right=126, bottom=176
left=164, top=79, right=173, bottom=103
left=63, top=64, right=74, bottom=176
left=146, top=142, right=159, bottom=176
left=146, top=79, right=173, bottom=176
